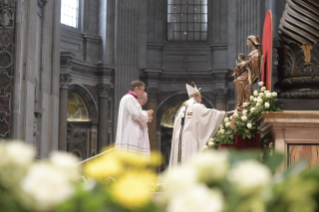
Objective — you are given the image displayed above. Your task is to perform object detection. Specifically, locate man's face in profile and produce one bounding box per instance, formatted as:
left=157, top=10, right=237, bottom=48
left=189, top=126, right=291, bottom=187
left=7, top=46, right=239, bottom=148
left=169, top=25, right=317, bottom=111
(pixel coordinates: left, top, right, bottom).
left=138, top=93, right=148, bottom=106
left=135, top=86, right=145, bottom=98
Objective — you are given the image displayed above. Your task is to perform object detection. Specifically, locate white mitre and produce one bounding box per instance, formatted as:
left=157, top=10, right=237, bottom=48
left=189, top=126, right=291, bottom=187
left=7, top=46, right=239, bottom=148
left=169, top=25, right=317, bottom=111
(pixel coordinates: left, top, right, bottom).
left=186, top=82, right=201, bottom=98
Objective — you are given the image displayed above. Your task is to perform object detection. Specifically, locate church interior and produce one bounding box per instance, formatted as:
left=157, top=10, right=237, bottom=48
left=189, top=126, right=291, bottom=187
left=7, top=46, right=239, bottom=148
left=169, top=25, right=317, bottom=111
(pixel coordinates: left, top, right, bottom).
left=1, top=0, right=319, bottom=211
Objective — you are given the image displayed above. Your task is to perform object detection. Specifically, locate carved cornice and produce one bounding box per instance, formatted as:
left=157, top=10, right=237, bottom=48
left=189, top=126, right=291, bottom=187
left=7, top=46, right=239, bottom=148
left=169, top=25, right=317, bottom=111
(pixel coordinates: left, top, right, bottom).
left=60, top=74, right=72, bottom=89
left=96, top=83, right=113, bottom=98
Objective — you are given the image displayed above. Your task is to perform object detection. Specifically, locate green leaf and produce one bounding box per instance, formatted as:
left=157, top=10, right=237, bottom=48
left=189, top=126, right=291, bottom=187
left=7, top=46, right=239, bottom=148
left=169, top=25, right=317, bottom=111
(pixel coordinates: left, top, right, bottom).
left=263, top=152, right=285, bottom=174
left=228, top=150, right=261, bottom=165
left=284, top=160, right=308, bottom=178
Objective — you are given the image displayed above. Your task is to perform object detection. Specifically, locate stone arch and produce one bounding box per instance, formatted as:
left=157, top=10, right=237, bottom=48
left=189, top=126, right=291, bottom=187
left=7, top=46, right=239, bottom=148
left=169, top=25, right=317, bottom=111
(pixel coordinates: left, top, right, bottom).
left=68, top=84, right=98, bottom=122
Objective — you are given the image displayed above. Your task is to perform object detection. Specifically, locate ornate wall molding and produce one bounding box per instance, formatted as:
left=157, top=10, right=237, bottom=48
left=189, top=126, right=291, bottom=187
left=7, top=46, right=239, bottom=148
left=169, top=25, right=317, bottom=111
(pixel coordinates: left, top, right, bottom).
left=0, top=0, right=15, bottom=28
left=276, top=42, right=319, bottom=98
left=60, top=74, right=72, bottom=89
left=96, top=83, right=112, bottom=98
left=147, top=87, right=159, bottom=101
left=0, top=0, right=15, bottom=139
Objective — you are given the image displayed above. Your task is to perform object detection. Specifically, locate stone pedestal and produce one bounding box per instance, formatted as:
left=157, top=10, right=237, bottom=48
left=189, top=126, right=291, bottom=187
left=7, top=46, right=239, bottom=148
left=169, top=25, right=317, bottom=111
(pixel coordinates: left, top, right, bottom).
left=263, top=111, right=319, bottom=170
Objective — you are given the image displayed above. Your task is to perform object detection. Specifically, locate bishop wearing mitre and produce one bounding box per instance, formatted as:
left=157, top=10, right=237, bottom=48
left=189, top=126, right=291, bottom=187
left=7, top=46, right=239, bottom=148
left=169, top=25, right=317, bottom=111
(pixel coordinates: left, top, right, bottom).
left=169, top=82, right=226, bottom=167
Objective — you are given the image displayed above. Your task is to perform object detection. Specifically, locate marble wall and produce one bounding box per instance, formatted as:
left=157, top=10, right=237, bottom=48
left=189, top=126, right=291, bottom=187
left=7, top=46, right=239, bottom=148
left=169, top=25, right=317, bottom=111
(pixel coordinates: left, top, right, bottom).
left=0, top=0, right=61, bottom=158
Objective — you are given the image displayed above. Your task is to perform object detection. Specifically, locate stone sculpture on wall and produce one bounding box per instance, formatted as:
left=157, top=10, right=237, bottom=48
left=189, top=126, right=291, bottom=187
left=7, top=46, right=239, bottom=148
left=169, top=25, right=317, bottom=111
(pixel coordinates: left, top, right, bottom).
left=234, top=35, right=263, bottom=111
left=0, top=0, right=15, bottom=139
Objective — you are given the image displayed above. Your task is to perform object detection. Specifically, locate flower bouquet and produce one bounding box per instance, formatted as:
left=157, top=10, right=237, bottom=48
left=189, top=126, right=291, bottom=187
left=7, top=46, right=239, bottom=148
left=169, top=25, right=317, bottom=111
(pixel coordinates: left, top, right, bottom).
left=205, top=81, right=282, bottom=150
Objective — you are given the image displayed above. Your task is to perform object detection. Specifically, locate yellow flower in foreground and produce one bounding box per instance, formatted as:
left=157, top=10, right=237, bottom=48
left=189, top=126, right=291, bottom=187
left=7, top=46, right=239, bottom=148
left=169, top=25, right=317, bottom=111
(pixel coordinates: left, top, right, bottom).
left=111, top=171, right=157, bottom=209
left=83, top=152, right=123, bottom=179
left=149, top=151, right=164, bottom=167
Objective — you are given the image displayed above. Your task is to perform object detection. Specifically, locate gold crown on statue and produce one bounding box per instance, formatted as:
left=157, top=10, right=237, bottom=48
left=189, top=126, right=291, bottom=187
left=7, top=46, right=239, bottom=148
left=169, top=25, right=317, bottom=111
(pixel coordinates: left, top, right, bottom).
left=186, top=82, right=201, bottom=98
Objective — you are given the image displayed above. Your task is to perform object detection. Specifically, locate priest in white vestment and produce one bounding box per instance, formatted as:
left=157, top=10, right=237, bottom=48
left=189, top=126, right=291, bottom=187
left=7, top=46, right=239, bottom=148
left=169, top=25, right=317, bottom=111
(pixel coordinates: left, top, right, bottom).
left=169, top=82, right=226, bottom=167
left=115, top=81, right=153, bottom=155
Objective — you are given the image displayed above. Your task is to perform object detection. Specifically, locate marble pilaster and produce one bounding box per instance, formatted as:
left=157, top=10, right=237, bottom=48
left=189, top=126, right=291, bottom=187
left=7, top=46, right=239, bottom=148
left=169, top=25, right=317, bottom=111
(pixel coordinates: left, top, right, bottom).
left=58, top=74, right=72, bottom=151
left=97, top=83, right=112, bottom=152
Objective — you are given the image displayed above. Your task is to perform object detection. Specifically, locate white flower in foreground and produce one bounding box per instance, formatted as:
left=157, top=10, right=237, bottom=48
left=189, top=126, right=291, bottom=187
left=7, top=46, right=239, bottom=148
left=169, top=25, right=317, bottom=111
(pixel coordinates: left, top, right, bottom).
left=167, top=185, right=224, bottom=212
left=21, top=163, right=74, bottom=211
left=247, top=123, right=252, bottom=129
left=228, top=160, right=271, bottom=195
left=243, top=102, right=249, bottom=107
left=233, top=112, right=239, bottom=118
left=253, top=98, right=257, bottom=102
left=250, top=96, right=254, bottom=101
left=224, top=117, right=230, bottom=123
left=256, top=103, right=260, bottom=107
left=257, top=98, right=263, bottom=104
left=266, top=93, right=272, bottom=98
left=190, top=151, right=229, bottom=183
left=242, top=110, right=247, bottom=115
left=259, top=93, right=264, bottom=97
left=225, top=122, right=231, bottom=128
left=258, top=81, right=264, bottom=87
left=272, top=92, right=277, bottom=97
left=220, top=129, right=225, bottom=134
left=50, top=151, right=80, bottom=181
left=261, top=86, right=266, bottom=91
left=265, top=102, right=270, bottom=109
left=253, top=90, right=259, bottom=96
left=6, top=141, right=35, bottom=166
left=250, top=107, right=255, bottom=113
left=161, top=165, right=197, bottom=196
left=241, top=116, right=247, bottom=121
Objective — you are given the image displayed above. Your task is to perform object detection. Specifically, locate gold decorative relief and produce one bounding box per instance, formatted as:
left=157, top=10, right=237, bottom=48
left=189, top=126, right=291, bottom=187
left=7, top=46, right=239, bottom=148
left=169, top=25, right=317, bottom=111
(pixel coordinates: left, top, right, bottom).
left=67, top=92, right=90, bottom=122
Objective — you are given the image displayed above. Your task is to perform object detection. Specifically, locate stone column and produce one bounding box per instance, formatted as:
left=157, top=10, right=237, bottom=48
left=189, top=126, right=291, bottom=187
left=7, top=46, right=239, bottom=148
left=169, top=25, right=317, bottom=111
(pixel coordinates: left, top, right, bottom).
left=58, top=74, right=72, bottom=151
left=212, top=88, right=228, bottom=110
left=212, top=71, right=231, bottom=111
left=97, top=83, right=111, bottom=152
left=147, top=88, right=159, bottom=151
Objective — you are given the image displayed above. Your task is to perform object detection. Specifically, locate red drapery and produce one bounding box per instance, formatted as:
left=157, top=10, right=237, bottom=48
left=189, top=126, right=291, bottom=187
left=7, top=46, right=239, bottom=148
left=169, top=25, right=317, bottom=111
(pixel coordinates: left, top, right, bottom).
left=261, top=10, right=273, bottom=91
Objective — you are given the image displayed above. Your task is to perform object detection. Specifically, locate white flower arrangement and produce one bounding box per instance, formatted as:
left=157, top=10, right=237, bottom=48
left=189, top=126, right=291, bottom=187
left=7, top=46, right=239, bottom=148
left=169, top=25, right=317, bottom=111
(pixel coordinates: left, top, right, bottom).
left=207, top=81, right=282, bottom=146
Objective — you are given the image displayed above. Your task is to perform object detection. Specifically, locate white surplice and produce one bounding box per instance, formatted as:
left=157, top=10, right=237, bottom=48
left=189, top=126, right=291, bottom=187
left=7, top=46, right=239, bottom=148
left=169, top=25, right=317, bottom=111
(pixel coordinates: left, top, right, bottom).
left=115, top=94, right=150, bottom=155
left=169, top=98, right=225, bottom=167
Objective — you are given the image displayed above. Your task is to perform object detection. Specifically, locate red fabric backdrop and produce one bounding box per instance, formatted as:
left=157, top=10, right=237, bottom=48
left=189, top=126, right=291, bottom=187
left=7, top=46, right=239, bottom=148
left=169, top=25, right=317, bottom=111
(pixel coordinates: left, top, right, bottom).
left=261, top=10, right=273, bottom=91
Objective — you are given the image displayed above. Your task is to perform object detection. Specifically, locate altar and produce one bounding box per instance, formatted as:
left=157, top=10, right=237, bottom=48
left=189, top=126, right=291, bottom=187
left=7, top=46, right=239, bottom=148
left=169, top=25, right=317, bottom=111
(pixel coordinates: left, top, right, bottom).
left=262, top=111, right=319, bottom=170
